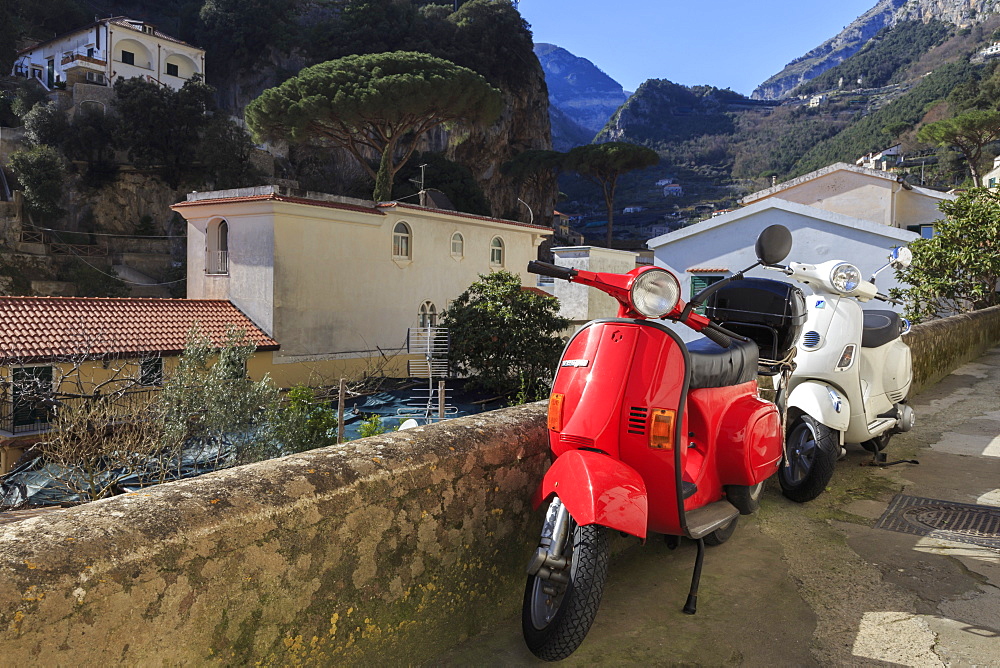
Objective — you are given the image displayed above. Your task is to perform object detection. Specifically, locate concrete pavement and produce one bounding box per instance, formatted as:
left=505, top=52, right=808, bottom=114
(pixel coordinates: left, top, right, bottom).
left=432, top=347, right=1000, bottom=666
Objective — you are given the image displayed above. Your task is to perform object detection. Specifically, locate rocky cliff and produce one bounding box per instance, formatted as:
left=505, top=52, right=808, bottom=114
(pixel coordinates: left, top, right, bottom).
left=752, top=0, right=1000, bottom=99
left=534, top=43, right=628, bottom=150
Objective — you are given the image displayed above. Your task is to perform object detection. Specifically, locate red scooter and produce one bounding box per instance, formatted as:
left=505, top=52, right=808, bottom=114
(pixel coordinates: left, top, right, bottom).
left=522, top=225, right=802, bottom=660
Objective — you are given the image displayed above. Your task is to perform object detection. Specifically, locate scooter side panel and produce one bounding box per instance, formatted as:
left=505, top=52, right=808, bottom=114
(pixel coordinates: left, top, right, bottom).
left=714, top=394, right=782, bottom=485
left=532, top=449, right=648, bottom=539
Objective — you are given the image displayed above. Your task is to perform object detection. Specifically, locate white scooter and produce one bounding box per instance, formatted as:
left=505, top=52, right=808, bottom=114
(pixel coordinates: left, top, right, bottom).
left=769, top=247, right=916, bottom=502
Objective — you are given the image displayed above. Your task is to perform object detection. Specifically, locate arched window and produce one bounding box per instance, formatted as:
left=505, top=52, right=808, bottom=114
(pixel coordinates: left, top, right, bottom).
left=207, top=219, right=229, bottom=274
left=393, top=222, right=412, bottom=259
left=490, top=236, right=505, bottom=267
left=419, top=301, right=437, bottom=328
left=451, top=232, right=464, bottom=258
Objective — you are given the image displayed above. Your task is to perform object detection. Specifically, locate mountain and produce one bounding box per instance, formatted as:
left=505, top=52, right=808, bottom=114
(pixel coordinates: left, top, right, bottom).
left=753, top=0, right=1000, bottom=99
left=533, top=43, right=629, bottom=150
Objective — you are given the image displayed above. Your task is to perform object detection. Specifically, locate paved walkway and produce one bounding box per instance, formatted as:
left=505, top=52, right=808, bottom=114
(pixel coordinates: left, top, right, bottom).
left=433, top=347, right=1000, bottom=666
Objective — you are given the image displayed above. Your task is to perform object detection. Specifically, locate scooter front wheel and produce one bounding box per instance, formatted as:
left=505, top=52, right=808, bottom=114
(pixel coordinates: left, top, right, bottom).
left=522, top=505, right=610, bottom=661
left=779, top=415, right=838, bottom=503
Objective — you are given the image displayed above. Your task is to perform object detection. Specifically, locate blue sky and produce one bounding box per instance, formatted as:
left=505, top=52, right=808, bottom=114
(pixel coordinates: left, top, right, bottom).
left=519, top=0, right=879, bottom=95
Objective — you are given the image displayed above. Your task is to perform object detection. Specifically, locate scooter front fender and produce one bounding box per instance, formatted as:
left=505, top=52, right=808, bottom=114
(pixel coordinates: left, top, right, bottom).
left=532, top=449, right=648, bottom=539
left=787, top=381, right=850, bottom=434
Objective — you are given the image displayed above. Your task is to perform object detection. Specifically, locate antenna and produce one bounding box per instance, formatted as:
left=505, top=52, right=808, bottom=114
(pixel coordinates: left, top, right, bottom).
left=518, top=197, right=534, bottom=225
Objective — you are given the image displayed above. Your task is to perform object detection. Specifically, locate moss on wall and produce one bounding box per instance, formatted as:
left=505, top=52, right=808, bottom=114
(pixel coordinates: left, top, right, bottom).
left=0, top=403, right=548, bottom=665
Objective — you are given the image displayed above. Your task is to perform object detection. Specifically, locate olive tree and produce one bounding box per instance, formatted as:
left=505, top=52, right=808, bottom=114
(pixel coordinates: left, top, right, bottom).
left=891, top=188, right=1000, bottom=322
left=564, top=142, right=659, bottom=246
left=441, top=271, right=568, bottom=400
left=245, top=51, right=503, bottom=201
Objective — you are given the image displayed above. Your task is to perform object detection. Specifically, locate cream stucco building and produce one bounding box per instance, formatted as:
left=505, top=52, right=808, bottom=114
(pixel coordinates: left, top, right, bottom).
left=741, top=162, right=953, bottom=238
left=172, top=186, right=551, bottom=385
left=12, top=17, right=204, bottom=92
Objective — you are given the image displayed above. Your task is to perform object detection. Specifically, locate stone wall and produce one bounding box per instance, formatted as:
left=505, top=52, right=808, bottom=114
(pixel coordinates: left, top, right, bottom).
left=904, top=304, right=1000, bottom=395
left=0, top=308, right=998, bottom=663
left=0, top=403, right=549, bottom=665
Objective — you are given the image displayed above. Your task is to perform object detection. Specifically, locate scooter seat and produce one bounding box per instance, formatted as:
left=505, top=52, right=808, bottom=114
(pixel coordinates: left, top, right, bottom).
left=686, top=337, right=759, bottom=390
left=862, top=310, right=901, bottom=348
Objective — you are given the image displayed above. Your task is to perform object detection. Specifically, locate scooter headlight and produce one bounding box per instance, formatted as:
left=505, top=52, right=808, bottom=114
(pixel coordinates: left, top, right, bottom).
left=830, top=263, right=861, bottom=293
left=630, top=268, right=681, bottom=318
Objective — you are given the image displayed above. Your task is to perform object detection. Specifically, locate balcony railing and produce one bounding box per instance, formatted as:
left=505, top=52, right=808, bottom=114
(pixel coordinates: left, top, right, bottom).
left=61, top=49, right=107, bottom=68
left=0, top=389, right=160, bottom=436
left=206, top=251, right=229, bottom=275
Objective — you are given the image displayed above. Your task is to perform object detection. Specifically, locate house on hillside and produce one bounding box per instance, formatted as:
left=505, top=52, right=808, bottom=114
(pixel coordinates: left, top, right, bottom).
left=856, top=145, right=902, bottom=171
left=0, top=297, right=277, bottom=471
left=646, top=199, right=918, bottom=341
left=171, top=186, right=551, bottom=384
left=983, top=156, right=1000, bottom=189
left=741, top=162, right=953, bottom=238
left=11, top=17, right=204, bottom=96
left=662, top=183, right=684, bottom=197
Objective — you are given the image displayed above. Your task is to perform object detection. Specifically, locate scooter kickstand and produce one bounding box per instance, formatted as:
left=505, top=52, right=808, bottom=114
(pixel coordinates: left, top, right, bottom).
left=683, top=538, right=706, bottom=615
left=862, top=451, right=919, bottom=468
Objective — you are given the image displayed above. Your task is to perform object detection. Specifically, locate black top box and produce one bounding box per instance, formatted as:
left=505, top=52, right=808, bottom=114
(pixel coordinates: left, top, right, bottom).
left=705, top=277, right=807, bottom=362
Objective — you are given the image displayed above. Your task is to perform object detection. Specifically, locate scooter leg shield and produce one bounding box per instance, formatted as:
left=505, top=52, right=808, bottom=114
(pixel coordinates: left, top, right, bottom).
left=531, top=449, right=648, bottom=539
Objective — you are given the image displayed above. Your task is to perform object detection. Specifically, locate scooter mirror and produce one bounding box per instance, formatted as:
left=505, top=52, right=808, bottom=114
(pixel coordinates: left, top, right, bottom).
left=755, top=224, right=792, bottom=265
left=890, top=246, right=913, bottom=269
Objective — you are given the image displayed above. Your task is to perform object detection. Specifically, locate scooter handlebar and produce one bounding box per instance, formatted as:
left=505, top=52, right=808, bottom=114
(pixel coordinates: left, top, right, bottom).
left=702, top=323, right=733, bottom=348
left=527, top=261, right=578, bottom=281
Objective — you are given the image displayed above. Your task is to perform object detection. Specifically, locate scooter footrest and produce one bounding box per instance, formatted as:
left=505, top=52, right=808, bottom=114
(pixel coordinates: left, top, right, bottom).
left=685, top=500, right=740, bottom=540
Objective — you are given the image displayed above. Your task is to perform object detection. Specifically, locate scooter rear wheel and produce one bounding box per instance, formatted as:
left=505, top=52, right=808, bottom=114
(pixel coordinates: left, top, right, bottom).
left=522, top=516, right=610, bottom=661
left=779, top=415, right=838, bottom=503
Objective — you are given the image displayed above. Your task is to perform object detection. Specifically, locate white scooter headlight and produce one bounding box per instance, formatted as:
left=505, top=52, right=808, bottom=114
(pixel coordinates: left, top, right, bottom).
left=830, top=263, right=861, bottom=293
left=630, top=268, right=681, bottom=318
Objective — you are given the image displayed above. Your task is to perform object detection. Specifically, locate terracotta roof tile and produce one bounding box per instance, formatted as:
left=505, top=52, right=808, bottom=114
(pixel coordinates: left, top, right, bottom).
left=0, top=298, right=277, bottom=364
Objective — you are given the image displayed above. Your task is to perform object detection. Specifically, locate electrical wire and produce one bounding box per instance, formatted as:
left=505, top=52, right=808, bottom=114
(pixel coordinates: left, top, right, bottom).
left=22, top=220, right=185, bottom=239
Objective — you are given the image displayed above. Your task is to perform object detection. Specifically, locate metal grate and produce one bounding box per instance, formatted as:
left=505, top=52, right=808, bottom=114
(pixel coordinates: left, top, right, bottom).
left=802, top=331, right=821, bottom=348
left=627, top=407, right=648, bottom=435
left=560, top=434, right=595, bottom=449
left=875, top=494, right=1000, bottom=550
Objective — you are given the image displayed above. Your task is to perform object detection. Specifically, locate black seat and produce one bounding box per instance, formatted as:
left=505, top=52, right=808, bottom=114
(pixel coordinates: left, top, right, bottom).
left=686, top=337, right=759, bottom=390
left=862, top=310, right=901, bottom=348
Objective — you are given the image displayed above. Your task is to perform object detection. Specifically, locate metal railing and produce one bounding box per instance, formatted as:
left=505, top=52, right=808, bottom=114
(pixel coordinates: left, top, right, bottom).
left=61, top=49, right=107, bottom=67
left=206, top=251, right=229, bottom=275
left=0, top=388, right=160, bottom=436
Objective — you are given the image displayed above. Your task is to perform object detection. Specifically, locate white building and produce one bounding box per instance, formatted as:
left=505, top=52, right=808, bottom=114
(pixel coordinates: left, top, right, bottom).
left=646, top=199, right=918, bottom=342
left=741, top=162, right=952, bottom=237
left=172, top=186, right=550, bottom=382
left=12, top=17, right=205, bottom=92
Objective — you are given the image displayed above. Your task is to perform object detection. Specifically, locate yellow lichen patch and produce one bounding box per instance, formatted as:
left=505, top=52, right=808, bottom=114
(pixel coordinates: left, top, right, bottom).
left=282, top=634, right=304, bottom=652
left=21, top=586, right=44, bottom=602
left=23, top=561, right=38, bottom=570
left=328, top=612, right=340, bottom=636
